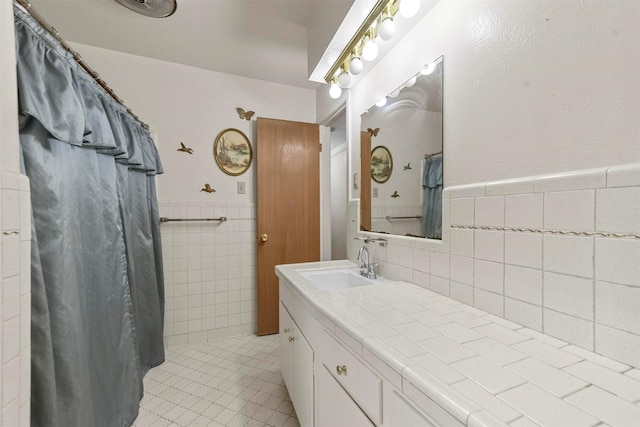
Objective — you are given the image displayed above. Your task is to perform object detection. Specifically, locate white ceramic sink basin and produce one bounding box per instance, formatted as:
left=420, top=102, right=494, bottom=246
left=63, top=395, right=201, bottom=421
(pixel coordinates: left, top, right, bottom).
left=299, top=268, right=384, bottom=291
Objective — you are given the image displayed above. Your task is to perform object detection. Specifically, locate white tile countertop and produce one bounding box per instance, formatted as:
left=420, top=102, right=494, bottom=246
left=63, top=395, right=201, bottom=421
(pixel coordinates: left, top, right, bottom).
left=275, top=260, right=640, bottom=427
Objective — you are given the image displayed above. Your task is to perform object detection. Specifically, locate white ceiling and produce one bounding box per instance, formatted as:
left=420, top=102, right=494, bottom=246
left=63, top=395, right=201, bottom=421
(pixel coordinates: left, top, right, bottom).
left=28, top=0, right=355, bottom=89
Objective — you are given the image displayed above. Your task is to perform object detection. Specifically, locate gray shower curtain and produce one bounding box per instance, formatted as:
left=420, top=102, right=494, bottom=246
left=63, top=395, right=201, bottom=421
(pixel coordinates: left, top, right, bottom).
left=422, top=156, right=442, bottom=239
left=14, top=4, right=165, bottom=427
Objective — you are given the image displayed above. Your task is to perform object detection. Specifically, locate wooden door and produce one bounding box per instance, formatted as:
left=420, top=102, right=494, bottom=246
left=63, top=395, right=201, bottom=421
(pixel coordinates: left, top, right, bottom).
left=360, top=131, right=371, bottom=231
left=257, top=118, right=320, bottom=335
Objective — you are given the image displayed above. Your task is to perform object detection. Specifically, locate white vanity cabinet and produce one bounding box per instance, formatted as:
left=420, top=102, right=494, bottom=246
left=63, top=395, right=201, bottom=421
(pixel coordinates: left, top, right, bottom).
left=279, top=301, right=314, bottom=427
left=279, top=275, right=456, bottom=427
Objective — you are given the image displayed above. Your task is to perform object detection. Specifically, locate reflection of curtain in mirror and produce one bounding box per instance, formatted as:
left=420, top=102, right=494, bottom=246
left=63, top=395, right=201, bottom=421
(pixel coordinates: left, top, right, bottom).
left=422, top=156, right=442, bottom=239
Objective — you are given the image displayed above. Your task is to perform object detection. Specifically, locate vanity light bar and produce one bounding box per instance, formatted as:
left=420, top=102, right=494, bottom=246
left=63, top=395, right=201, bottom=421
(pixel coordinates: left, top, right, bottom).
left=324, top=0, right=403, bottom=86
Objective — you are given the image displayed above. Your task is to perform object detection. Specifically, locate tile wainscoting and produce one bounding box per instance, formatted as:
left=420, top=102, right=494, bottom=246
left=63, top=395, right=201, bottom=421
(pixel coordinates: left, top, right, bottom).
left=0, top=171, right=31, bottom=426
left=158, top=201, right=257, bottom=347
left=350, top=163, right=640, bottom=368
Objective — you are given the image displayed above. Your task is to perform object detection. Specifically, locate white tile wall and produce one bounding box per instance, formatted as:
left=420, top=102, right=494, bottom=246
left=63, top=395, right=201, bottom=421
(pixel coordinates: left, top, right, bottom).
left=159, top=200, right=256, bottom=347
left=351, top=163, right=640, bottom=368
left=505, top=193, right=543, bottom=229
left=474, top=196, right=504, bottom=228
left=1, top=171, right=31, bottom=426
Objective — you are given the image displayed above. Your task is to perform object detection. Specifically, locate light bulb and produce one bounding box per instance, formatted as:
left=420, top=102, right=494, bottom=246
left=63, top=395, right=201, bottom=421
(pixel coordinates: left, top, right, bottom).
left=400, top=0, right=420, bottom=18
left=376, top=97, right=387, bottom=107
left=349, top=56, right=363, bottom=75
left=389, top=89, right=401, bottom=98
left=362, top=38, right=378, bottom=62
left=420, top=62, right=436, bottom=75
left=329, top=82, right=342, bottom=99
left=404, top=75, right=417, bottom=88
left=377, top=17, right=395, bottom=41
left=337, top=70, right=351, bottom=87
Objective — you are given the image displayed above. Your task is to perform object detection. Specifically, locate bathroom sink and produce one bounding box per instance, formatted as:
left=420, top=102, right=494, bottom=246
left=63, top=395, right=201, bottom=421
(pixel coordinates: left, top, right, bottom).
left=299, top=268, right=384, bottom=291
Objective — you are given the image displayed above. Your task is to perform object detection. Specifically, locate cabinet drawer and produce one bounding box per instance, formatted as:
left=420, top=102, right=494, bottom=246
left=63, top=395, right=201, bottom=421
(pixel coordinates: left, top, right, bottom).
left=318, top=330, right=382, bottom=424
left=316, top=364, right=374, bottom=427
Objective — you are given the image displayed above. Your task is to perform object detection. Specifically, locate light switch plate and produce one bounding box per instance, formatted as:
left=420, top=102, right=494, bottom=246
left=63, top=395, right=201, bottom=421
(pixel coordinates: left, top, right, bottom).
left=353, top=172, right=359, bottom=190
left=237, top=181, right=246, bottom=194
left=373, top=187, right=379, bottom=198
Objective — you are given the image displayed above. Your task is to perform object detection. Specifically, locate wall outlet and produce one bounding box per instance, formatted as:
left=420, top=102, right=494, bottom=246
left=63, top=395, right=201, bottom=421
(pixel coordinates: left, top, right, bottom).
left=237, top=181, right=246, bottom=194
left=372, top=187, right=378, bottom=198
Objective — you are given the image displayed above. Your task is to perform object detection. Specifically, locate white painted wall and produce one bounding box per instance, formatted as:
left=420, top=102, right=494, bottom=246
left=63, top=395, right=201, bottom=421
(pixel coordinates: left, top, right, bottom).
left=349, top=0, right=640, bottom=197
left=71, top=43, right=316, bottom=202
left=331, top=144, right=348, bottom=260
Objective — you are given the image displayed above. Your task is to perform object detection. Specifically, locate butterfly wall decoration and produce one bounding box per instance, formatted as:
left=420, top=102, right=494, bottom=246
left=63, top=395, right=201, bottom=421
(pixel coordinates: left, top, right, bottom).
left=367, top=127, right=380, bottom=137
left=236, top=107, right=255, bottom=121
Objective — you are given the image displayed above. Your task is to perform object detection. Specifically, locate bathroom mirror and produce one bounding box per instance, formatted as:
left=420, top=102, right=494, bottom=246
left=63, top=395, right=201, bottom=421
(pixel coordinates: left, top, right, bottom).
left=360, top=56, right=443, bottom=239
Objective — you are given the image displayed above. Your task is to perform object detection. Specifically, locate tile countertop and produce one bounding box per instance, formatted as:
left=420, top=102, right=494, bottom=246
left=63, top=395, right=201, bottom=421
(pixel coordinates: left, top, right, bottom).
left=275, top=260, right=640, bottom=427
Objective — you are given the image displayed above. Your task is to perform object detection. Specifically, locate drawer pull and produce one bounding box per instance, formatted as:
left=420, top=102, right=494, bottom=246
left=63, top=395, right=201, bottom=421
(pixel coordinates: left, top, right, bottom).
left=289, top=336, right=295, bottom=343
left=283, top=328, right=290, bottom=334
left=336, top=365, right=347, bottom=375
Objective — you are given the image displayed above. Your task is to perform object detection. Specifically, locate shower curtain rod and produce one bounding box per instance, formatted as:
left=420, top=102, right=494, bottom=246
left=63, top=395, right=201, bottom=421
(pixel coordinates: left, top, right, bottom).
left=424, top=151, right=442, bottom=159
left=14, top=0, right=149, bottom=129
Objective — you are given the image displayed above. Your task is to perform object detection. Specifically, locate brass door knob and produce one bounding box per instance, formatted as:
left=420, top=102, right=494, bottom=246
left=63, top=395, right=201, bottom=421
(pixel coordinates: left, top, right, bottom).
left=260, top=233, right=268, bottom=242
left=336, top=365, right=347, bottom=375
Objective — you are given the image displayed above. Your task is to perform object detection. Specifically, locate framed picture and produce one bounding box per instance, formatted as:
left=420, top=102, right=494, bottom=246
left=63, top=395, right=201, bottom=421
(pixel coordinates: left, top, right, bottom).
left=213, top=128, right=253, bottom=176
left=371, top=145, right=393, bottom=183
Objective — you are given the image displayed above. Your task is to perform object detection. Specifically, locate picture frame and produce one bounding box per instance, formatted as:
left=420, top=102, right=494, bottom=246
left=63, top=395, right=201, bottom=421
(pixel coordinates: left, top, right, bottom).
left=371, top=145, right=393, bottom=183
left=213, top=128, right=253, bottom=176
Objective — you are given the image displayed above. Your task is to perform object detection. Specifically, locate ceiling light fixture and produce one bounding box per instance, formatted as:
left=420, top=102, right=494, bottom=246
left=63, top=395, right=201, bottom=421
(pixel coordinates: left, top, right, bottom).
left=113, top=0, right=177, bottom=18
left=324, top=0, right=405, bottom=98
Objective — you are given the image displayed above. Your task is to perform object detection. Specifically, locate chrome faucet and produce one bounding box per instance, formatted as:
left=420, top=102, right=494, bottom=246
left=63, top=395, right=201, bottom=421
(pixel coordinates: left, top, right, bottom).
left=357, top=245, right=378, bottom=279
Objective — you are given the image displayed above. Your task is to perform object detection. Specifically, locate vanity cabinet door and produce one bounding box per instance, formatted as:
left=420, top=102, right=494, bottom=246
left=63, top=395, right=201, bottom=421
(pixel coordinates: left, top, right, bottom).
left=292, top=323, right=314, bottom=427
left=316, top=364, right=374, bottom=427
left=280, top=300, right=314, bottom=427
left=279, top=302, right=293, bottom=390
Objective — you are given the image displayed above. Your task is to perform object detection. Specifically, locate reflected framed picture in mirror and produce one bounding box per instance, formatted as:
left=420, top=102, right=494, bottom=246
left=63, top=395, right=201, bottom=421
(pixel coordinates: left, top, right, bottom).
left=371, top=146, right=393, bottom=183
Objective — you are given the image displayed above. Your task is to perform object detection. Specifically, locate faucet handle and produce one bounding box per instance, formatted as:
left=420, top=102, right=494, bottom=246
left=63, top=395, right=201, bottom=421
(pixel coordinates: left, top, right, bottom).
left=368, top=262, right=379, bottom=279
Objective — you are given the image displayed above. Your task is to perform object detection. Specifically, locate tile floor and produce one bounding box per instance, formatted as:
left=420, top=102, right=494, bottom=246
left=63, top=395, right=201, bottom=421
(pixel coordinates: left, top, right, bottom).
left=133, top=334, right=300, bottom=427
